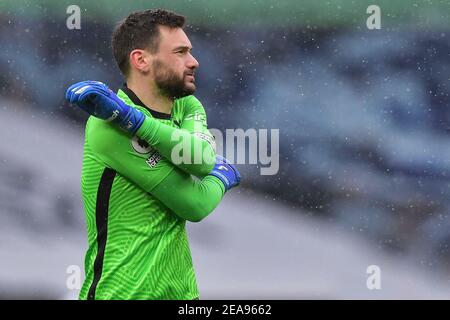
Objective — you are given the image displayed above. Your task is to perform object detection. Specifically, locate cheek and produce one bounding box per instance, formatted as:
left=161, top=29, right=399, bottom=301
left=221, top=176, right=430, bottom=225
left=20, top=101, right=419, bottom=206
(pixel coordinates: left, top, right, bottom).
left=178, top=59, right=187, bottom=73
left=166, top=57, right=184, bottom=73
left=175, top=55, right=189, bottom=68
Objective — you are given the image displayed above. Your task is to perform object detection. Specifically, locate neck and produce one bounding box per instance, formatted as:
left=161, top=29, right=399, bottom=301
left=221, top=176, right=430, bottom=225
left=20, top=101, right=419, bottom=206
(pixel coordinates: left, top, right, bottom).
left=126, top=77, right=173, bottom=115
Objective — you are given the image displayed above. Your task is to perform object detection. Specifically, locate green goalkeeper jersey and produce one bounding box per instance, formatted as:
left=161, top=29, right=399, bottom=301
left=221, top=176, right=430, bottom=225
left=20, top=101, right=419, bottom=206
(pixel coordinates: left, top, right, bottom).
left=79, top=85, right=224, bottom=300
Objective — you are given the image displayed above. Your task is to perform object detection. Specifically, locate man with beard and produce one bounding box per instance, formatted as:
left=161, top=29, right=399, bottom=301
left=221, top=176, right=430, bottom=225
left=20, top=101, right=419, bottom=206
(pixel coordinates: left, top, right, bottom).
left=65, top=9, right=240, bottom=300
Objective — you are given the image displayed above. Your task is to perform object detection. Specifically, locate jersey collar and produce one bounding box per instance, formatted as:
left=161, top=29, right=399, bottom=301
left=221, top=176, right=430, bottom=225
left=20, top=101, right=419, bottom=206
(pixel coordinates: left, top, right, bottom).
left=121, top=84, right=172, bottom=120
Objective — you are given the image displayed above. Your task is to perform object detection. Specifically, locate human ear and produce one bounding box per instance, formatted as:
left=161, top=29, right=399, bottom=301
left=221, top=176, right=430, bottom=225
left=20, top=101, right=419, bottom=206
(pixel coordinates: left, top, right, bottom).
left=129, top=49, right=151, bottom=73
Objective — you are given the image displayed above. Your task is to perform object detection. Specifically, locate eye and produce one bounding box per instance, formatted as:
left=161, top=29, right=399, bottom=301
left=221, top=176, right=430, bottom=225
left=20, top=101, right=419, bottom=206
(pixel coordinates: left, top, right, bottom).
left=174, top=48, right=192, bottom=55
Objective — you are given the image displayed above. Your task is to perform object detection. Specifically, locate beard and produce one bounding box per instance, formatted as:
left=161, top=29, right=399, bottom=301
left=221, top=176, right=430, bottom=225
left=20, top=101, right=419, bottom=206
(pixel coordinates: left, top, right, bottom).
left=152, top=59, right=196, bottom=99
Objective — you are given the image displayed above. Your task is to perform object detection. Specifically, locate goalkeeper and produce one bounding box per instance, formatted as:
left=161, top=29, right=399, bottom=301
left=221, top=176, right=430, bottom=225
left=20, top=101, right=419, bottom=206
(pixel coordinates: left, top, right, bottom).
left=65, top=9, right=240, bottom=300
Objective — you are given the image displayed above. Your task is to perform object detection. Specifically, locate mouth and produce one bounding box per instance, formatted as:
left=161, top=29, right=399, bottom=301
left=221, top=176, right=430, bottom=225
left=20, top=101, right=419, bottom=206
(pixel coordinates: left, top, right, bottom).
left=185, top=73, right=195, bottom=82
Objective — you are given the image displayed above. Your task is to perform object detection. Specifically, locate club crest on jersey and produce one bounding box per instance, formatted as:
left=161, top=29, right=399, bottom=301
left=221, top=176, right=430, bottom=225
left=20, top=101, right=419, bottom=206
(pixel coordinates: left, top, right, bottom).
left=131, top=136, right=153, bottom=154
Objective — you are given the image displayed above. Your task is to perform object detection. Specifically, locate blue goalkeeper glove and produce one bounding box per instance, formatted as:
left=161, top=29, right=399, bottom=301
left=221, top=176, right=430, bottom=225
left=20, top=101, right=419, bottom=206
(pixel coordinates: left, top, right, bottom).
left=209, top=155, right=241, bottom=191
left=65, top=81, right=145, bottom=135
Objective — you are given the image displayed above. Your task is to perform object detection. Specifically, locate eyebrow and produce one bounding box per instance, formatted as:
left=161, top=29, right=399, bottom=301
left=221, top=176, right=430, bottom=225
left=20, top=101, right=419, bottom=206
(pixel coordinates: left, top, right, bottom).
left=173, top=45, right=192, bottom=52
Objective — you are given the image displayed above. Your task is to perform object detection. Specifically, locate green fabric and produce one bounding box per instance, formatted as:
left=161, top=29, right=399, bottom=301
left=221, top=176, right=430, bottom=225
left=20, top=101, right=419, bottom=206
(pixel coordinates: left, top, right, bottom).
left=78, top=93, right=224, bottom=300
left=123, top=91, right=216, bottom=178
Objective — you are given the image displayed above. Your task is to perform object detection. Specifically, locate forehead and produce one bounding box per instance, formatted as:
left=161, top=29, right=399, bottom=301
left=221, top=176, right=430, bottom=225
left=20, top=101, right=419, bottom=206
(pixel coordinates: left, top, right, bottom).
left=157, top=25, right=192, bottom=50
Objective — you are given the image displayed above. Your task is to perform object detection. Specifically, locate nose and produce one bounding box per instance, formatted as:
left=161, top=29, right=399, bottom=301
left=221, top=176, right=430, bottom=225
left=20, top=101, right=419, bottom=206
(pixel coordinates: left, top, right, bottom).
left=187, top=53, right=199, bottom=70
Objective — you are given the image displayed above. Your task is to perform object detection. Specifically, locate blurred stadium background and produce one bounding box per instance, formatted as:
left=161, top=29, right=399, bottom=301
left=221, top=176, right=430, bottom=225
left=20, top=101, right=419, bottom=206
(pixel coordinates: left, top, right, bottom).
left=1, top=0, right=450, bottom=299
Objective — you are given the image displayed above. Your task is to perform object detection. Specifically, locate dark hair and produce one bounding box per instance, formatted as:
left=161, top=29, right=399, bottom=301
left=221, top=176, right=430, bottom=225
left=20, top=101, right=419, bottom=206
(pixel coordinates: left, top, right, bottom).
left=111, top=9, right=186, bottom=76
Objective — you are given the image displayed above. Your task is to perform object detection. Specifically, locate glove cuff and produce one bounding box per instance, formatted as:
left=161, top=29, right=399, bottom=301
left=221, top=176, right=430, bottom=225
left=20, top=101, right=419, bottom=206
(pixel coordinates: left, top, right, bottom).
left=116, top=107, right=145, bottom=135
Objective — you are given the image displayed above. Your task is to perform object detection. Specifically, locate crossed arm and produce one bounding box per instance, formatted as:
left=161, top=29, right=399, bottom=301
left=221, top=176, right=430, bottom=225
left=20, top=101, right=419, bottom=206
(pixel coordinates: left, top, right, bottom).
left=134, top=95, right=216, bottom=178
left=66, top=80, right=216, bottom=178
left=87, top=117, right=225, bottom=222
left=68, top=81, right=240, bottom=221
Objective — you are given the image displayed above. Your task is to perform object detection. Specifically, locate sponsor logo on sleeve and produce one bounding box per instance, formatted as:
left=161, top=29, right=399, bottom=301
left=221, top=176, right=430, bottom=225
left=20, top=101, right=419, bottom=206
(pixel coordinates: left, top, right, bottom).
left=184, top=112, right=206, bottom=125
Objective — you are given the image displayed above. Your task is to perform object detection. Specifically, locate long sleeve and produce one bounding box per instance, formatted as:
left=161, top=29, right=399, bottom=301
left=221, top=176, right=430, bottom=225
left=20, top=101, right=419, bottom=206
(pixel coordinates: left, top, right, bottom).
left=87, top=116, right=224, bottom=222
left=135, top=96, right=216, bottom=178
left=151, top=167, right=225, bottom=222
